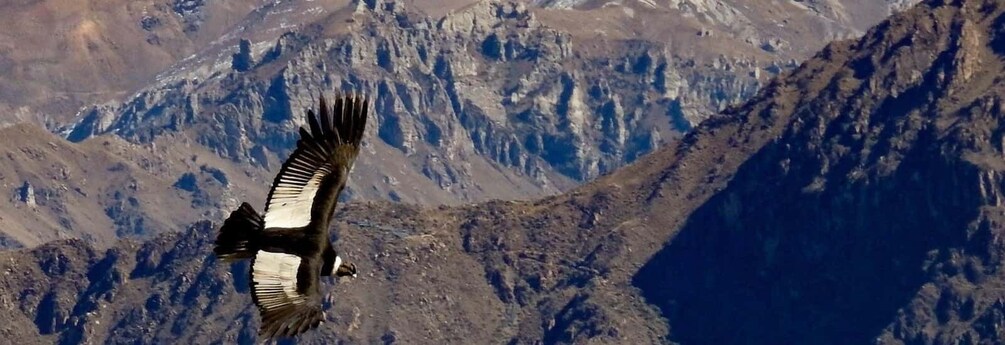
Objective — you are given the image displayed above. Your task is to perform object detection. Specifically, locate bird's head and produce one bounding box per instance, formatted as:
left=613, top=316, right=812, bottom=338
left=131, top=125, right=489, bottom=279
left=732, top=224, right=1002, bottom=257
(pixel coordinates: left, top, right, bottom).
left=331, top=255, right=357, bottom=279
left=335, top=262, right=357, bottom=278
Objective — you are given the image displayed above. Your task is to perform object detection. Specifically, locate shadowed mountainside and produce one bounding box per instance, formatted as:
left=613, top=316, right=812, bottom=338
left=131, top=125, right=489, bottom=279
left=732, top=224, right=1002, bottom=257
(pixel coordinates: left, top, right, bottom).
left=635, top=0, right=1005, bottom=343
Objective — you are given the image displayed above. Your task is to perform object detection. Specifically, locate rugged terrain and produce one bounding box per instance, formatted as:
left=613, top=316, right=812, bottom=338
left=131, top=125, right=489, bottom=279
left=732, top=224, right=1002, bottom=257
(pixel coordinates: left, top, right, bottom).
left=0, top=0, right=916, bottom=248
left=0, top=0, right=915, bottom=127
left=533, top=0, right=917, bottom=56
left=3, top=0, right=1005, bottom=343
left=58, top=0, right=917, bottom=206
left=0, top=0, right=272, bottom=126
left=0, top=123, right=277, bottom=248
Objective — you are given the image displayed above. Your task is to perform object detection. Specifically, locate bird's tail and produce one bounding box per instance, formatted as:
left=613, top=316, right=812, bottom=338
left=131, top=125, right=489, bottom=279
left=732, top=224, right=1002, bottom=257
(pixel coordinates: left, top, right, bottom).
left=214, top=202, right=263, bottom=261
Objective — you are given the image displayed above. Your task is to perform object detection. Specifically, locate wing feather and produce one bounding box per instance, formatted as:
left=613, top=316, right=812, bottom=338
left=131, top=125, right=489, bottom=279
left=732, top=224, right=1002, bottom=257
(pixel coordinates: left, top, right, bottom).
left=320, top=95, right=334, bottom=140
left=306, top=109, right=323, bottom=141
left=357, top=96, right=369, bottom=143
left=347, top=94, right=358, bottom=141
left=262, top=93, right=370, bottom=229
left=251, top=250, right=325, bottom=339
left=333, top=94, right=345, bottom=135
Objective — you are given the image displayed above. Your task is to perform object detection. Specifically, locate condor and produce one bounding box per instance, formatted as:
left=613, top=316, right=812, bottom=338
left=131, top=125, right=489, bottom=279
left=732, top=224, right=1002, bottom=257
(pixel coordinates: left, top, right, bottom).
left=213, top=93, right=368, bottom=338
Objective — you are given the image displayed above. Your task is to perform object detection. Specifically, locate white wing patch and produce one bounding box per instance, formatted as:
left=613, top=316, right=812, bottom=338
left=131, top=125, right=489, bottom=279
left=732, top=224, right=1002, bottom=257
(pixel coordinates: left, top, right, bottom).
left=331, top=255, right=342, bottom=276
left=264, top=169, right=328, bottom=228
left=252, top=250, right=305, bottom=310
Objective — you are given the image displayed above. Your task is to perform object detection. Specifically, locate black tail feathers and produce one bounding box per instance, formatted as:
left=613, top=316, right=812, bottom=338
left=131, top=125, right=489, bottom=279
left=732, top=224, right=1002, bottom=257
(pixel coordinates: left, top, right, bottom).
left=215, top=202, right=263, bottom=261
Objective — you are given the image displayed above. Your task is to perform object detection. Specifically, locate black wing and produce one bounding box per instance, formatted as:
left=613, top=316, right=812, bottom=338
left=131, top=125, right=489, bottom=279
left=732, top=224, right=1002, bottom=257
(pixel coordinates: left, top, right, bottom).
left=261, top=93, right=369, bottom=230
left=250, top=250, right=325, bottom=338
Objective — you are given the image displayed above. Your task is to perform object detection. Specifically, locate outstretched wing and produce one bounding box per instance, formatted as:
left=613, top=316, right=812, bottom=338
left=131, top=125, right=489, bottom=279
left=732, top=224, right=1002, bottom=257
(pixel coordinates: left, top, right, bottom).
left=250, top=250, right=325, bottom=338
left=262, top=93, right=369, bottom=230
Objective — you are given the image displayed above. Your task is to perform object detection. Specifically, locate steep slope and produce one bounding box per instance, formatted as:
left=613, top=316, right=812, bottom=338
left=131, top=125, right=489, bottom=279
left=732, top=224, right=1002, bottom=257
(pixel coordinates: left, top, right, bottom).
left=5, top=0, right=1005, bottom=344
left=3, top=0, right=861, bottom=249
left=62, top=0, right=908, bottom=206
left=0, top=0, right=915, bottom=128
left=61, top=0, right=769, bottom=205
left=0, top=123, right=274, bottom=249
left=533, top=0, right=919, bottom=57
left=633, top=0, right=1005, bottom=343
left=0, top=0, right=922, bottom=251
left=0, top=124, right=193, bottom=248
left=0, top=0, right=269, bottom=126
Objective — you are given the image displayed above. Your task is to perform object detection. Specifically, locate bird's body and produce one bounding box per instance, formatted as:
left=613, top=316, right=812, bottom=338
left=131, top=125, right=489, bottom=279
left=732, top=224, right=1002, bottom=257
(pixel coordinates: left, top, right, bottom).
left=213, top=93, right=368, bottom=339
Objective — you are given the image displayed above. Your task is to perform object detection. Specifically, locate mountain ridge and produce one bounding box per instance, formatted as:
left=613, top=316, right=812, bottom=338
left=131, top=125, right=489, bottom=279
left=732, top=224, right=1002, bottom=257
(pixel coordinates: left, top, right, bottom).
left=635, top=1, right=1005, bottom=342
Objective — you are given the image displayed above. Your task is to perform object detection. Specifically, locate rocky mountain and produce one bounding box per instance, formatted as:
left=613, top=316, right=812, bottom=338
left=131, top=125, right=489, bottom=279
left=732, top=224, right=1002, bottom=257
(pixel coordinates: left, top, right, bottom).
left=0, top=123, right=278, bottom=248
left=0, top=0, right=917, bottom=248
left=58, top=0, right=917, bottom=209
left=533, top=0, right=918, bottom=53
left=0, top=0, right=273, bottom=127
left=0, top=0, right=914, bottom=128
left=56, top=0, right=759, bottom=206
left=3, top=0, right=1005, bottom=343
left=632, top=0, right=1005, bottom=342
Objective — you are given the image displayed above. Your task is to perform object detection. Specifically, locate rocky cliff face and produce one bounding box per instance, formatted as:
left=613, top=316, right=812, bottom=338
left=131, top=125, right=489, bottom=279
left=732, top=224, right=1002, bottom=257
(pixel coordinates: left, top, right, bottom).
left=534, top=0, right=920, bottom=54
left=0, top=122, right=291, bottom=249
left=0, top=0, right=910, bottom=249
left=5, top=0, right=1005, bottom=344
left=51, top=0, right=928, bottom=210
left=62, top=0, right=777, bottom=205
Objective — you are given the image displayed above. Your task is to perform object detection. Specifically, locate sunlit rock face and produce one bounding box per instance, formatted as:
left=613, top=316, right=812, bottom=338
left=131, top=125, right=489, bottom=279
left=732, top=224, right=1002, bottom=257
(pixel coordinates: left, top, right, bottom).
left=62, top=0, right=789, bottom=204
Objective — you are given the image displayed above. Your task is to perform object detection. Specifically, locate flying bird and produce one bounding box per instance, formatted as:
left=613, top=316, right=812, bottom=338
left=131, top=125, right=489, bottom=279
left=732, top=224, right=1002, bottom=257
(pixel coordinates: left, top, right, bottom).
left=213, top=93, right=369, bottom=338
